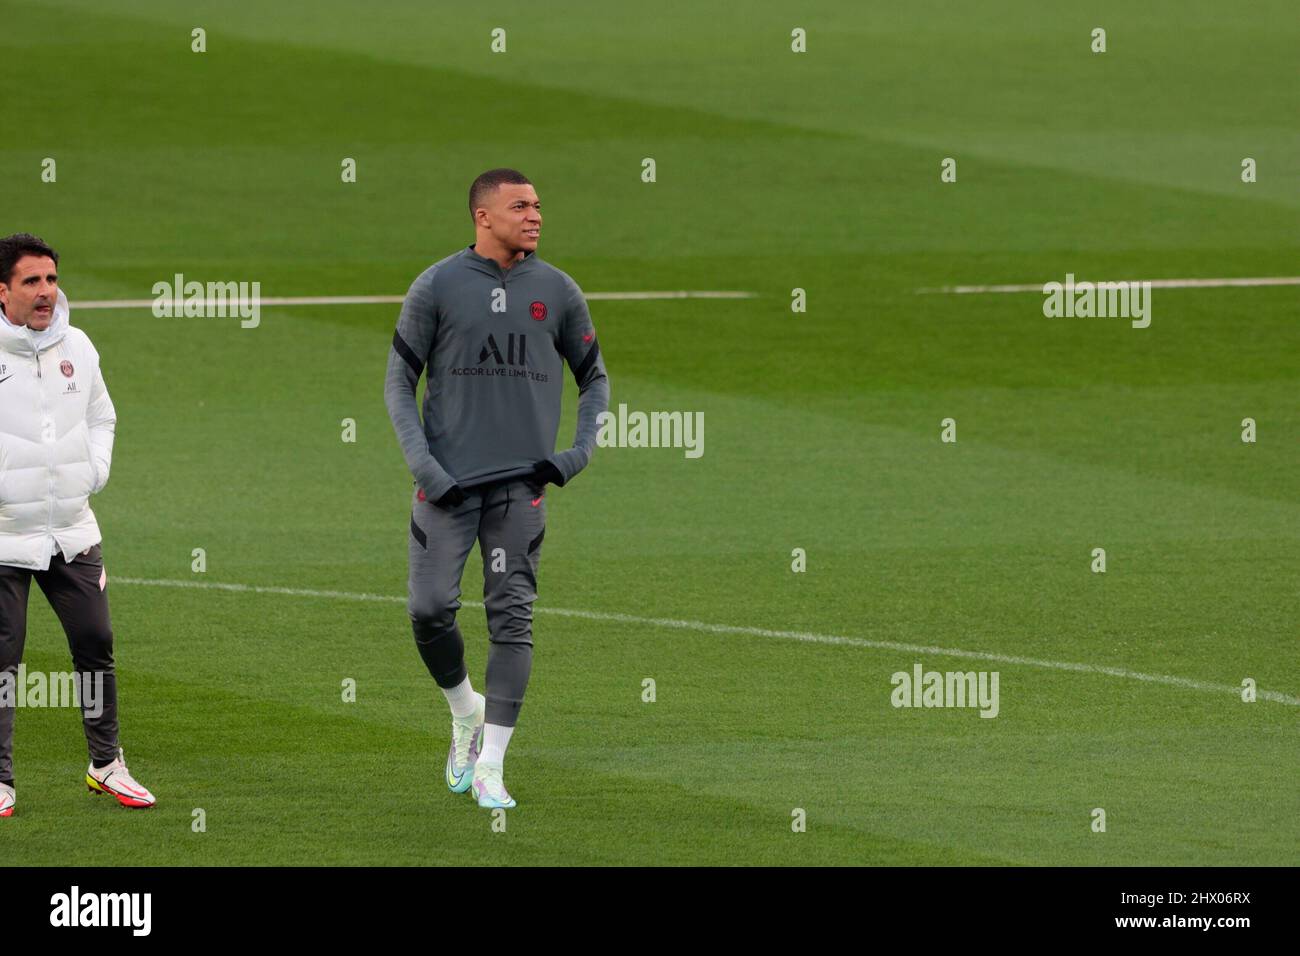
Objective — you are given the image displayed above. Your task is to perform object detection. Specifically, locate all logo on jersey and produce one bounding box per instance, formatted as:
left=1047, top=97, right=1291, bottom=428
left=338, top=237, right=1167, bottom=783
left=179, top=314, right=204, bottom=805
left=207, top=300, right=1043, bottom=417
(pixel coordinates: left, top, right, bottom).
left=451, top=331, right=548, bottom=382
left=478, top=333, right=527, bottom=366
left=60, top=360, right=74, bottom=378
left=530, top=301, right=547, bottom=321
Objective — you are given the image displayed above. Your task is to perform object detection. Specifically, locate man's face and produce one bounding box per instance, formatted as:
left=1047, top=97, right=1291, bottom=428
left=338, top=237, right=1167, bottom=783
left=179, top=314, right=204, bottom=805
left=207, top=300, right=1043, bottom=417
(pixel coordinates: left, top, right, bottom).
left=0, top=255, right=59, bottom=330
left=477, top=182, right=542, bottom=253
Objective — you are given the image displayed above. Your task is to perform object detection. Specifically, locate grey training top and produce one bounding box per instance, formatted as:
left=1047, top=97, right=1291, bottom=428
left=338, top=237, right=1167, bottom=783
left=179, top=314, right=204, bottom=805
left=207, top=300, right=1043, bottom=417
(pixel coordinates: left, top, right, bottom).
left=385, top=245, right=610, bottom=498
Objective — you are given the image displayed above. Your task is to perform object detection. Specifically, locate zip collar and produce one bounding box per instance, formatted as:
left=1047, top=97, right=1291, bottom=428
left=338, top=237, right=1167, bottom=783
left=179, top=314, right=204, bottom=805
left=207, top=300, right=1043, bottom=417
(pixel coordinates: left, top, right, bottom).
left=461, top=244, right=537, bottom=281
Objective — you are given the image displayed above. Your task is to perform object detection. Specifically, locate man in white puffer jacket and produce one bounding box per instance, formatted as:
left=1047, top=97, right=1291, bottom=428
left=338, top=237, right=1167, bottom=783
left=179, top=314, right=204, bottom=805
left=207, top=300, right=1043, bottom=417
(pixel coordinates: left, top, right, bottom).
left=0, top=234, right=154, bottom=816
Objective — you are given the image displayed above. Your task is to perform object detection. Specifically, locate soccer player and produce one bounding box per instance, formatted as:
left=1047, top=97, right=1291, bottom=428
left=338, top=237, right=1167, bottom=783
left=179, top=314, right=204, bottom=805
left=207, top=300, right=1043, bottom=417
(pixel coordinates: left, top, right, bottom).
left=385, top=169, right=609, bottom=809
left=0, top=234, right=155, bottom=816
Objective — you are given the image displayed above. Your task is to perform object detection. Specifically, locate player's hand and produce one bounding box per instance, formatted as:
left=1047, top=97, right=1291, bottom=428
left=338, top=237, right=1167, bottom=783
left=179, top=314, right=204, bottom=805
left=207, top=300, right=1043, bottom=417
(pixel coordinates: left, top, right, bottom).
left=529, top=460, right=564, bottom=488
left=434, top=484, right=466, bottom=509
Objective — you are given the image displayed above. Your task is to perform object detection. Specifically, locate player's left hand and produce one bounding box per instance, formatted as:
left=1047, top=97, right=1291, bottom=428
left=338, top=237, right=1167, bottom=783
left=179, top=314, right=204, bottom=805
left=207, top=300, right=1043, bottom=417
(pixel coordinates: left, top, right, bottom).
left=529, top=460, right=564, bottom=488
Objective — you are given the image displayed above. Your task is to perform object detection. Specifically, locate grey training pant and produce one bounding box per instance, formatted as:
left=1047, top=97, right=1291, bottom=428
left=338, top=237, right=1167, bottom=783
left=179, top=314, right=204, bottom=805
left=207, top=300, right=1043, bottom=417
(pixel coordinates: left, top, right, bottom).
left=407, top=477, right=546, bottom=727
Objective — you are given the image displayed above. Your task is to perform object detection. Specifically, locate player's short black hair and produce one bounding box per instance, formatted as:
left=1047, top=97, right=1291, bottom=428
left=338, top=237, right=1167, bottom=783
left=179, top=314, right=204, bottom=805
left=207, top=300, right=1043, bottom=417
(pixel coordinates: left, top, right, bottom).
left=0, top=233, right=59, bottom=285
left=469, top=168, right=532, bottom=222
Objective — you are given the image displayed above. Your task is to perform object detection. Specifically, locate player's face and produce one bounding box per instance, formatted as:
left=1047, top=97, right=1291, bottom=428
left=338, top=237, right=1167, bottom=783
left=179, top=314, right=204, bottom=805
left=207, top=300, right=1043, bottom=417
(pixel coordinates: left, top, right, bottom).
left=484, top=183, right=542, bottom=253
left=0, top=256, right=59, bottom=331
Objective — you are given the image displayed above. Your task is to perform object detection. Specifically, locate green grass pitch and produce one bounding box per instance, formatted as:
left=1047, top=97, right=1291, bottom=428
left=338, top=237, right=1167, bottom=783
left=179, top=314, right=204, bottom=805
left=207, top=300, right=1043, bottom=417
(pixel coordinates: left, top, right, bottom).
left=1, top=0, right=1295, bottom=865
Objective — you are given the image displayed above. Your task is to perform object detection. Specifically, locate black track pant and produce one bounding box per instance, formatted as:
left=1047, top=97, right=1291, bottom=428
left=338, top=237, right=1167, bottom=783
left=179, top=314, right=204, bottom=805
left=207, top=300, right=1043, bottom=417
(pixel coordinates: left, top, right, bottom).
left=0, top=544, right=119, bottom=785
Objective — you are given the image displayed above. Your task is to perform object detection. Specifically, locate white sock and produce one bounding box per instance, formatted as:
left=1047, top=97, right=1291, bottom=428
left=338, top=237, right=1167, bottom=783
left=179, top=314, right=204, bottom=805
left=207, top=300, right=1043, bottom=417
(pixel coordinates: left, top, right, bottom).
left=442, top=676, right=477, bottom=718
left=478, top=723, right=514, bottom=766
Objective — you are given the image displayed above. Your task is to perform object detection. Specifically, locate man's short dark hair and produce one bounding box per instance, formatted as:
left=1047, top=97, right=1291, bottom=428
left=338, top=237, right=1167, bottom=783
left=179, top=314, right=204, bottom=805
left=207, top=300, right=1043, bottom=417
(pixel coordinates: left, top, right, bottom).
left=0, top=233, right=59, bottom=285
left=469, top=169, right=531, bottom=223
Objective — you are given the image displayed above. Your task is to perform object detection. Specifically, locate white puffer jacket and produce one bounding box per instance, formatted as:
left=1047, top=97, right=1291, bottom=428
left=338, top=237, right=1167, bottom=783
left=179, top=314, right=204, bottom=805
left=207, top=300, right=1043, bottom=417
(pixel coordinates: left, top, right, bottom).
left=0, top=288, right=115, bottom=570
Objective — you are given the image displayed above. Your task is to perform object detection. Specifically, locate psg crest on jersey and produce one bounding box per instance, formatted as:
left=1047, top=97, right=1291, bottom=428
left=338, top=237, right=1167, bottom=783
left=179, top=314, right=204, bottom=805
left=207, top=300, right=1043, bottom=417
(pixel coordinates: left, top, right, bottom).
left=60, top=360, right=74, bottom=378
left=530, top=301, right=547, bottom=321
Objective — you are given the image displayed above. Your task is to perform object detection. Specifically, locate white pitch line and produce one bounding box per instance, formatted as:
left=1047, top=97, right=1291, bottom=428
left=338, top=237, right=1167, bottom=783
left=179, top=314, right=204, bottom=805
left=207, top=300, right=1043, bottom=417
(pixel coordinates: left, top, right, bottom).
left=70, top=291, right=757, bottom=310
left=113, top=576, right=1299, bottom=707
left=918, top=276, right=1300, bottom=294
